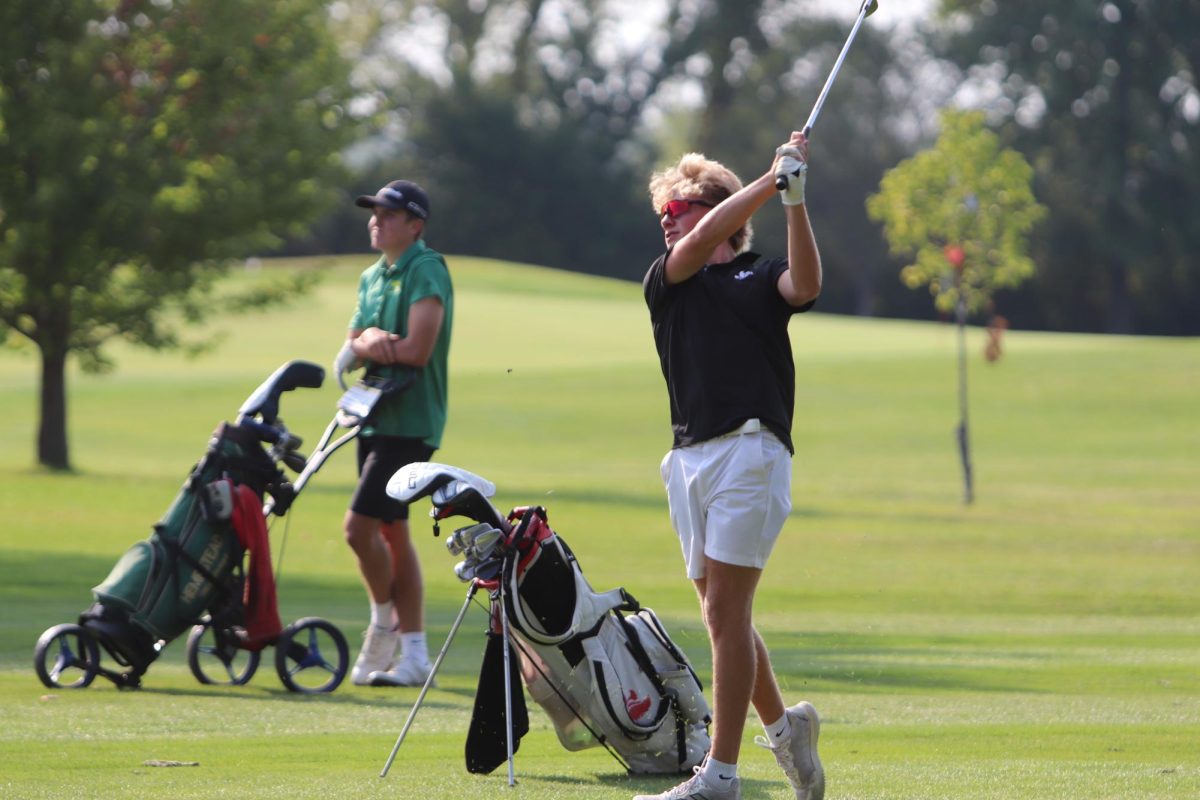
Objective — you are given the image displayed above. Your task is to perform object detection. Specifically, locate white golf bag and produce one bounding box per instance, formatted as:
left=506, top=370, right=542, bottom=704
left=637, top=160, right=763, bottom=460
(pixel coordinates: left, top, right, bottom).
left=381, top=462, right=711, bottom=778
left=503, top=506, right=711, bottom=774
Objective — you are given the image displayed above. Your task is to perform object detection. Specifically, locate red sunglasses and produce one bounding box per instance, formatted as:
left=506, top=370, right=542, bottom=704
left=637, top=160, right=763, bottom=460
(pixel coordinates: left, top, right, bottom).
left=660, top=198, right=714, bottom=219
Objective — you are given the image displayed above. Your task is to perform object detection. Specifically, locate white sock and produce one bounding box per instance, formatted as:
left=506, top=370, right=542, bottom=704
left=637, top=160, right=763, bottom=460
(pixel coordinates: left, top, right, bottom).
left=764, top=712, right=792, bottom=742
left=700, top=757, right=737, bottom=788
left=400, top=632, right=429, bottom=665
left=370, top=600, right=396, bottom=631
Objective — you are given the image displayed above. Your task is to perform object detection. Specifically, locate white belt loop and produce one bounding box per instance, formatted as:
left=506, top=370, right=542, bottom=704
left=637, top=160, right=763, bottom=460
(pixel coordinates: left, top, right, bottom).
left=718, top=418, right=761, bottom=439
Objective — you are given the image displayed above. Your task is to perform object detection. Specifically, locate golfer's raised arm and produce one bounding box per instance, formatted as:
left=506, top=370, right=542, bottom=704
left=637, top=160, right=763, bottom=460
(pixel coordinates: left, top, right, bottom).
left=774, top=131, right=822, bottom=307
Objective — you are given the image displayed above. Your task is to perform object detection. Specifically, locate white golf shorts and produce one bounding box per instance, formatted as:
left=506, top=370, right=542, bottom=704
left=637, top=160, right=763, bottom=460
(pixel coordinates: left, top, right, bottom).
left=659, top=419, right=792, bottom=580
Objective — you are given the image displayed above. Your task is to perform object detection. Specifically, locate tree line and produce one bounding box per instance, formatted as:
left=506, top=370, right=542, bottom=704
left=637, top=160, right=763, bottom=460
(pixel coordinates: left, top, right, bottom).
left=295, top=0, right=1198, bottom=337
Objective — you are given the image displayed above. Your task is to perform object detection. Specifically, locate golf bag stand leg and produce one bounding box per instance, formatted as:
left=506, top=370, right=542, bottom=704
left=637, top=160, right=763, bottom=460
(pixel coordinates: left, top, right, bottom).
left=380, top=581, right=481, bottom=778
left=499, top=590, right=516, bottom=787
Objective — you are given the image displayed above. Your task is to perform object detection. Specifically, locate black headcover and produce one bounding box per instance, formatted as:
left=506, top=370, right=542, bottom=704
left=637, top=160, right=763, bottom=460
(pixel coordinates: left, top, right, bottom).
left=465, top=631, right=529, bottom=774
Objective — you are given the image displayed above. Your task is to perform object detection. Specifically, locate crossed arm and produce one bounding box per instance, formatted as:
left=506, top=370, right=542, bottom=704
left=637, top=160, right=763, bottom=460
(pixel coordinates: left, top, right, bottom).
left=348, top=296, right=444, bottom=368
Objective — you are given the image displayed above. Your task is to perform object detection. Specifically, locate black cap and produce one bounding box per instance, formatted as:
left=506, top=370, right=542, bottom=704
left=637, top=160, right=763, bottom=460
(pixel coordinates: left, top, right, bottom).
left=355, top=180, right=431, bottom=220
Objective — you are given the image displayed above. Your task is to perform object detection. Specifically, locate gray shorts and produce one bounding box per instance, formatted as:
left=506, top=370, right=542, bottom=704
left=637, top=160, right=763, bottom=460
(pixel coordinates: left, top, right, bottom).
left=659, top=420, right=792, bottom=580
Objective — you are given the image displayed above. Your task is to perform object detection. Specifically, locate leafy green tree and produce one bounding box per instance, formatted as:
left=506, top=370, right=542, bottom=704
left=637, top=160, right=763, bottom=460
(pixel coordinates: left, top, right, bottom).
left=866, top=109, right=1044, bottom=317
left=0, top=0, right=357, bottom=469
left=934, top=0, right=1200, bottom=334
left=867, top=108, right=1045, bottom=504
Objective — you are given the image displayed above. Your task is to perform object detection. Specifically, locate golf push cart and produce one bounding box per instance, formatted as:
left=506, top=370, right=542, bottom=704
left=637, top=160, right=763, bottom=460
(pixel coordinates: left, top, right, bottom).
left=33, top=360, right=408, bottom=694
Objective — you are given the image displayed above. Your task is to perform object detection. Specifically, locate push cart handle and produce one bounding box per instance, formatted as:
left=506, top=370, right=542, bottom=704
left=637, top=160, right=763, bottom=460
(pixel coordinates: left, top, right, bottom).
left=237, top=359, right=325, bottom=426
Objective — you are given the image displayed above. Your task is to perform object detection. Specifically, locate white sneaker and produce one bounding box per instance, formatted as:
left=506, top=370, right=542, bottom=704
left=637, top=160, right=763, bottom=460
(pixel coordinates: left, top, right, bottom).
left=632, top=767, right=741, bottom=800
left=368, top=658, right=437, bottom=688
left=350, top=626, right=400, bottom=685
left=755, top=701, right=825, bottom=800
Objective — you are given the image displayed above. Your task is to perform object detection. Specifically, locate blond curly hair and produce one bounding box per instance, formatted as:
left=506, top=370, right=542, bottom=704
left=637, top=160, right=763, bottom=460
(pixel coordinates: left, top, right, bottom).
left=648, top=153, right=752, bottom=253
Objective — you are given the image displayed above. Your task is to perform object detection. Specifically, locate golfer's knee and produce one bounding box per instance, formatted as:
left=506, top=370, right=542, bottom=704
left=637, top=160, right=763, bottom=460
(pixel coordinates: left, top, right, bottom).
left=344, top=516, right=377, bottom=554
left=702, top=598, right=750, bottom=641
left=343, top=528, right=369, bottom=554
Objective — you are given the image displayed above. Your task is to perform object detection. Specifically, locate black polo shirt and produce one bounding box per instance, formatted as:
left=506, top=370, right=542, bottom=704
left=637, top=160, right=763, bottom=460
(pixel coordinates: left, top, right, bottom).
left=644, top=250, right=814, bottom=454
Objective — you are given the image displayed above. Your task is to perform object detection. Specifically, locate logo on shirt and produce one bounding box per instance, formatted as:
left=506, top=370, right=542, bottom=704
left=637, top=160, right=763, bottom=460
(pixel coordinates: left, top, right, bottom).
left=734, top=270, right=753, bottom=280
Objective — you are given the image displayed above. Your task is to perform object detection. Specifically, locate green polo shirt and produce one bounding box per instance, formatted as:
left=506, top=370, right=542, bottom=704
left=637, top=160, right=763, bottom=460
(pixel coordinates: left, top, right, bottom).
left=349, top=240, right=453, bottom=446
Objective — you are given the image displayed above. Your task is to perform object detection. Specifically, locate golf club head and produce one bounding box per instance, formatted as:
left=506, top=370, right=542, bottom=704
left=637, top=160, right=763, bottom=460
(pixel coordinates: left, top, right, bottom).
left=468, top=527, right=505, bottom=562
left=447, top=522, right=498, bottom=557
left=446, top=527, right=469, bottom=556
left=865, top=0, right=879, bottom=17
left=453, top=560, right=476, bottom=583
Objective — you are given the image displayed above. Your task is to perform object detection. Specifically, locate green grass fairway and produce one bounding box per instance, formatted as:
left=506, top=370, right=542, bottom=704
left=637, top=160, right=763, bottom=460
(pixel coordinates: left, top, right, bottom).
left=1, top=256, right=1197, bottom=799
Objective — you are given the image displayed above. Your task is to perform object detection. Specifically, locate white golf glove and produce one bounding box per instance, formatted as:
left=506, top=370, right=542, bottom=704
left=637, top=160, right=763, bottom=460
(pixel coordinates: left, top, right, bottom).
left=775, top=145, right=808, bottom=206
left=333, top=339, right=358, bottom=390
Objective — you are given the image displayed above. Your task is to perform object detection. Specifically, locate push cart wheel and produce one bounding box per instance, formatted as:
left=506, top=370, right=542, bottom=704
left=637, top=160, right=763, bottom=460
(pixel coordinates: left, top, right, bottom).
left=34, top=624, right=100, bottom=689
left=274, top=617, right=349, bottom=694
left=186, top=620, right=260, bottom=686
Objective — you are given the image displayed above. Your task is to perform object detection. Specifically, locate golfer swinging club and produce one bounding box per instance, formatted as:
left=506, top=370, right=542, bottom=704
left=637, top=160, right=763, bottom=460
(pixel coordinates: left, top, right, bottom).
left=637, top=132, right=823, bottom=800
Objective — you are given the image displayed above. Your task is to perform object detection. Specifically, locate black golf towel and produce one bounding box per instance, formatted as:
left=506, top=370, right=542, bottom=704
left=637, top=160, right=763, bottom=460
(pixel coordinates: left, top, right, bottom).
left=465, top=631, right=529, bottom=774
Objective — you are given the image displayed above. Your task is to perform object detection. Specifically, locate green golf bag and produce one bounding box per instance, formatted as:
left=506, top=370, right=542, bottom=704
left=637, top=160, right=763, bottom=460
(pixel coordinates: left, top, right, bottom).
left=81, top=422, right=289, bottom=682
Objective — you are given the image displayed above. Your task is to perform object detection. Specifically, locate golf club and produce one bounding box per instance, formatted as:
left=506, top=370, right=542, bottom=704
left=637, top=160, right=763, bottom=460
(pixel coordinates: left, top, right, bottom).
left=776, top=0, right=879, bottom=189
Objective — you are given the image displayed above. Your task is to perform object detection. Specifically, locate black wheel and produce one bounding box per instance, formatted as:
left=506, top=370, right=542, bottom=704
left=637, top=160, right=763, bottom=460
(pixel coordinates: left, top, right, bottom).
left=34, top=624, right=100, bottom=689
left=186, top=620, right=260, bottom=686
left=274, top=617, right=349, bottom=694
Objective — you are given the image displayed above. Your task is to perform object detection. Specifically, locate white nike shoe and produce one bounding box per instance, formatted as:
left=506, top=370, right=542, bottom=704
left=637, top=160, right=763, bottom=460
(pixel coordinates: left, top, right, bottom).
left=756, top=701, right=825, bottom=800
left=350, top=626, right=400, bottom=686
left=367, top=658, right=437, bottom=688
left=632, top=766, right=741, bottom=800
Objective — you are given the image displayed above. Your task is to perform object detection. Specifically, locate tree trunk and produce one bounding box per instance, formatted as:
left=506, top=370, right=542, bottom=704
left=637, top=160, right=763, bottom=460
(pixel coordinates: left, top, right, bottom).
left=1103, top=2, right=1135, bottom=335
left=1105, top=258, right=1135, bottom=334
left=37, top=345, right=70, bottom=471
left=854, top=268, right=877, bottom=316
left=697, top=70, right=737, bottom=156
left=694, top=2, right=765, bottom=155
left=954, top=280, right=974, bottom=505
